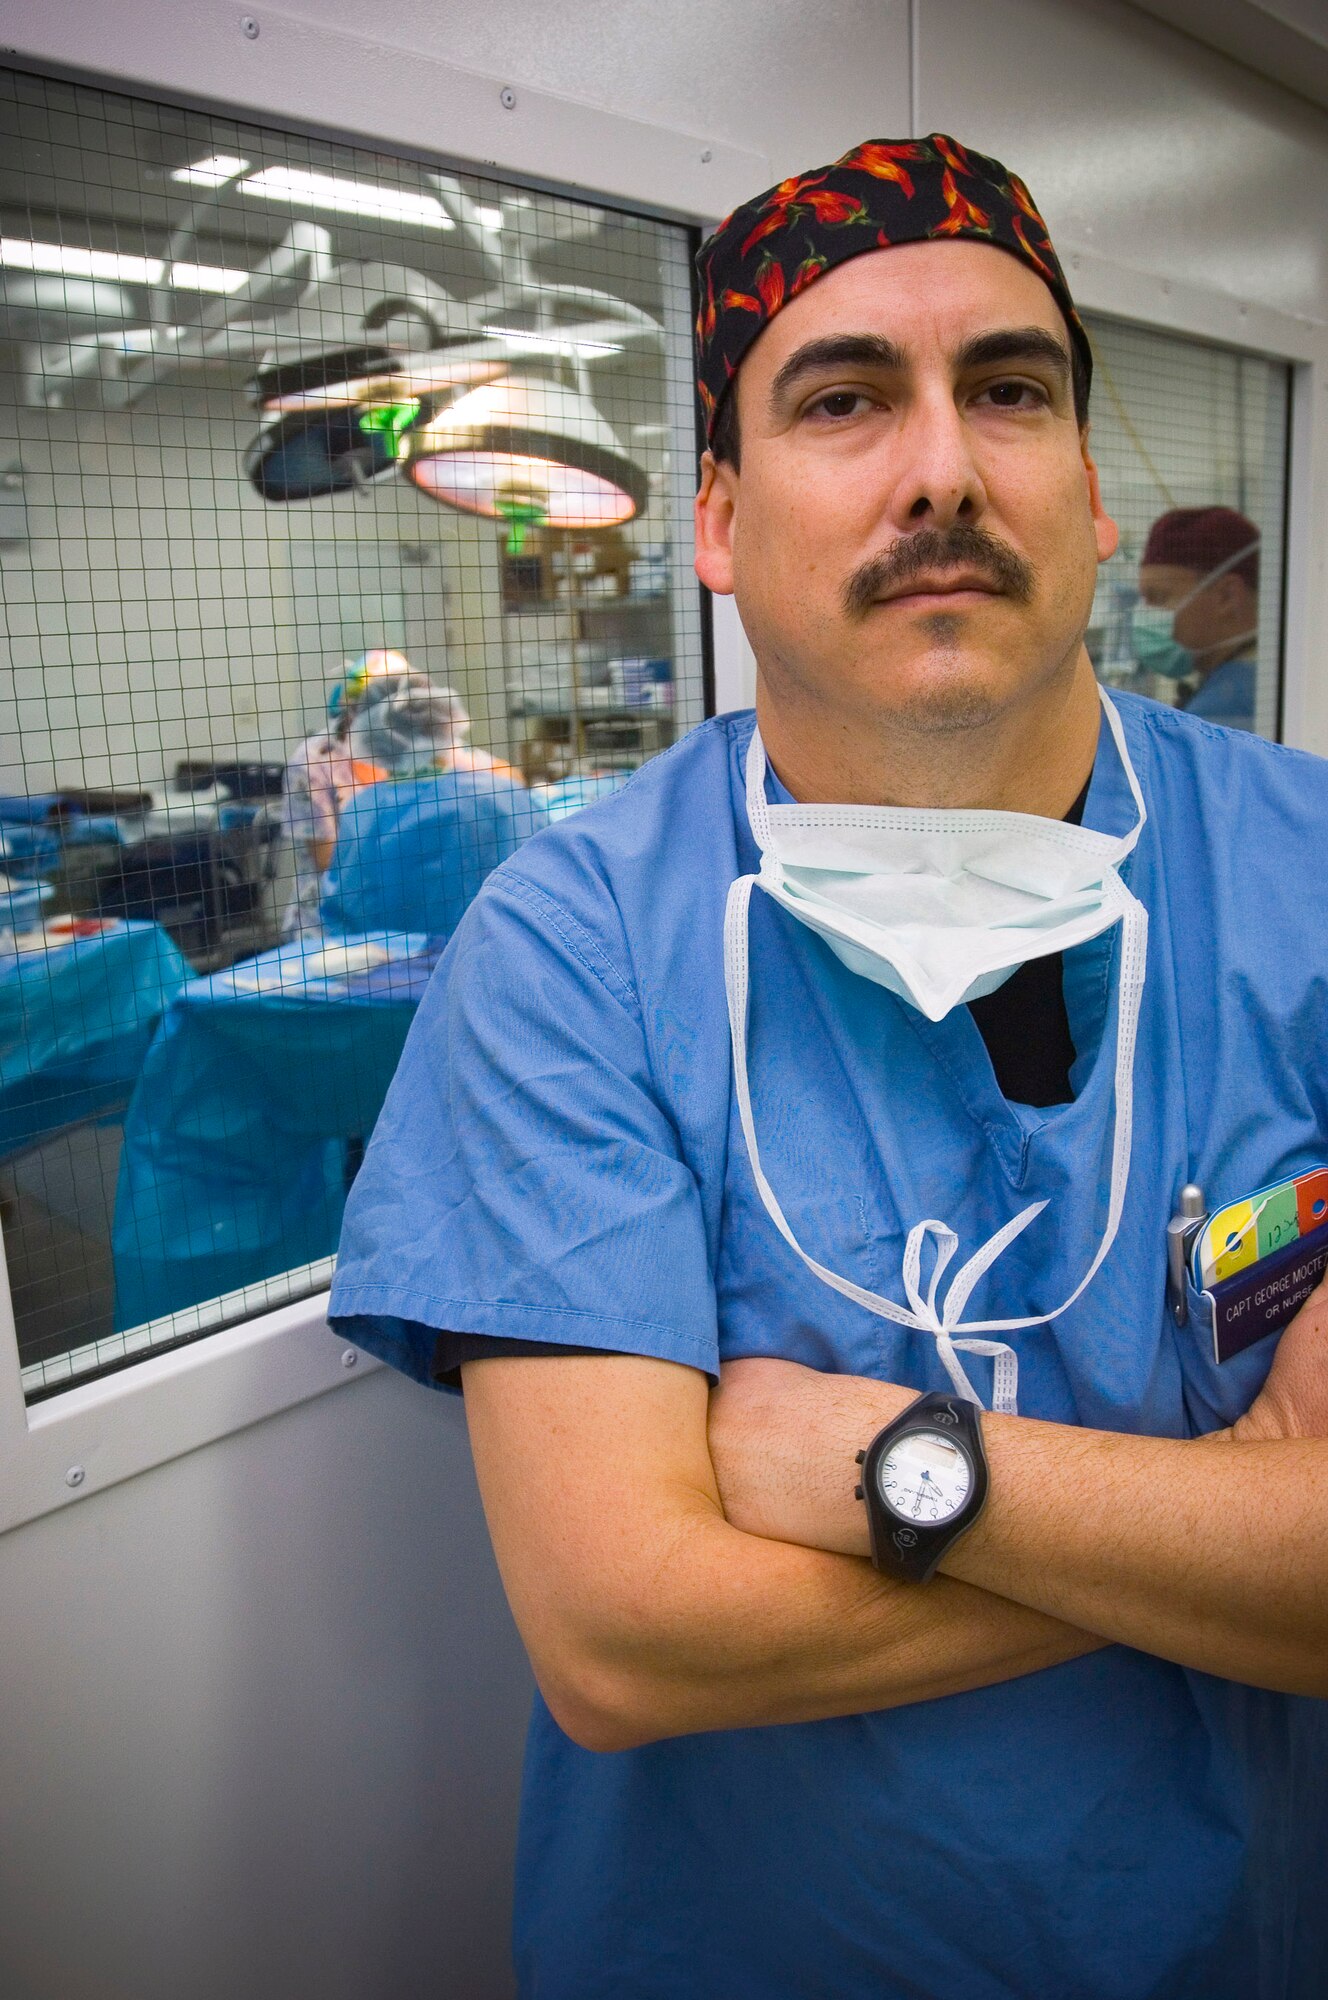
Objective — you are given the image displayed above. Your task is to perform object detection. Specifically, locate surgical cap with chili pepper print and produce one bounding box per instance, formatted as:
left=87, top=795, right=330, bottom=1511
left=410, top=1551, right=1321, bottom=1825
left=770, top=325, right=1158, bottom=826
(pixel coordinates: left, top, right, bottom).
left=694, top=133, right=1091, bottom=443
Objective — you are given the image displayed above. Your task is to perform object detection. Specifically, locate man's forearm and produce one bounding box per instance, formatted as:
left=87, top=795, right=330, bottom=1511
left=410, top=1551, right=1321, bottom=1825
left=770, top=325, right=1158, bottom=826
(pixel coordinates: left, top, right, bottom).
left=947, top=1421, right=1327, bottom=1692
left=709, top=1362, right=1328, bottom=1697
left=463, top=1353, right=1102, bottom=1753
left=562, top=1509, right=1104, bottom=1748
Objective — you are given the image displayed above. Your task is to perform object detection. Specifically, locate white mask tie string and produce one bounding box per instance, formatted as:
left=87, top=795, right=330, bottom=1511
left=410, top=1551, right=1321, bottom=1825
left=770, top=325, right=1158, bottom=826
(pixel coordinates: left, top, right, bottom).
left=723, top=686, right=1149, bottom=1417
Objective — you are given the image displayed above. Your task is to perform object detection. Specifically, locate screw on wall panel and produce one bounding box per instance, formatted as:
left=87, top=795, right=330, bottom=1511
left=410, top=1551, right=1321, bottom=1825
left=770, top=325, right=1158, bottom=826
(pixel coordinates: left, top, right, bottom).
left=500, top=86, right=517, bottom=110
left=241, top=15, right=260, bottom=38
left=700, top=149, right=713, bottom=164
left=341, top=1348, right=359, bottom=1369
left=65, top=1466, right=85, bottom=1489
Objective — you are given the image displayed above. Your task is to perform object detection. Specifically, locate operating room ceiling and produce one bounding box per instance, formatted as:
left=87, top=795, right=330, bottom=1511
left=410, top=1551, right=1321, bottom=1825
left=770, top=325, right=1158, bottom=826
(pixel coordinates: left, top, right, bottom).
left=0, top=82, right=677, bottom=416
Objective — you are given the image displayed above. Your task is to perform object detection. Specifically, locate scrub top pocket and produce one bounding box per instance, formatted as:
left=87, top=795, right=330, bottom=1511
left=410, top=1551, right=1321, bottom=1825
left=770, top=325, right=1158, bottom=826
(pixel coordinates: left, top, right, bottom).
left=1174, top=1275, right=1280, bottom=1434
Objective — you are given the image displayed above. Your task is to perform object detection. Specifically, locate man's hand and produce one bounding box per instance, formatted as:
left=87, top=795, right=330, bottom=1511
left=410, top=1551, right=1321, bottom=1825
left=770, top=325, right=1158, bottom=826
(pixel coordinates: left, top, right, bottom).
left=708, top=1288, right=1328, bottom=1698
left=1227, top=1272, right=1328, bottom=1444
left=708, top=1356, right=907, bottom=1556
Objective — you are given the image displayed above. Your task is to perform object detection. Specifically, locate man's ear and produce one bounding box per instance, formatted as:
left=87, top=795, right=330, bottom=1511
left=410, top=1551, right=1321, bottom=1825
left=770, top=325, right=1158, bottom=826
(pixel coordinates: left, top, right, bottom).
left=1214, top=572, right=1251, bottom=615
left=1081, top=436, right=1120, bottom=565
left=694, top=450, right=738, bottom=596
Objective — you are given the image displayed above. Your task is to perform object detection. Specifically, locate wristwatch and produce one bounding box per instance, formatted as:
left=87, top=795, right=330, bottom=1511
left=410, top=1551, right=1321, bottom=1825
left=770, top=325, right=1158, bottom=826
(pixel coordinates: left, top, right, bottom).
left=854, top=1391, right=989, bottom=1583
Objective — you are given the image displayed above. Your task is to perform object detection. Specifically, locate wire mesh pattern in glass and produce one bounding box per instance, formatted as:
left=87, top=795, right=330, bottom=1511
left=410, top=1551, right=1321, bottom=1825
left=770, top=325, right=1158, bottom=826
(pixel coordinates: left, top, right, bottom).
left=0, top=67, right=704, bottom=1399
left=1081, top=313, right=1288, bottom=740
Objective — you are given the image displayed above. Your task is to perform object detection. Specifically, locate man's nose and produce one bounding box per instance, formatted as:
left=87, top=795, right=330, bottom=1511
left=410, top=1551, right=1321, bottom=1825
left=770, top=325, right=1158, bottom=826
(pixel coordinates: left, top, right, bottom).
left=881, top=388, right=989, bottom=532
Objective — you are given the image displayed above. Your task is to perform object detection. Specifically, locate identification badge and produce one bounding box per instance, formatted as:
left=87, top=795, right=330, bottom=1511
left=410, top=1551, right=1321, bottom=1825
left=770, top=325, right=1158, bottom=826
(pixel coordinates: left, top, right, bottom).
left=1189, top=1167, right=1328, bottom=1364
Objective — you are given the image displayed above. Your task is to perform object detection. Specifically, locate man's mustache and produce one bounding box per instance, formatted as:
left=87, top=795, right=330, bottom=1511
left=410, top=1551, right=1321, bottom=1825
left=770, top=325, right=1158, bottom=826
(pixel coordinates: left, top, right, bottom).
left=842, top=525, right=1036, bottom=619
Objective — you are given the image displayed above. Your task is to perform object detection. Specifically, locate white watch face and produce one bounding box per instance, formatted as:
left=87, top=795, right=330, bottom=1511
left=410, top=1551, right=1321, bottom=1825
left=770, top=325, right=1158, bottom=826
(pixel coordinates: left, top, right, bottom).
left=877, top=1428, right=974, bottom=1525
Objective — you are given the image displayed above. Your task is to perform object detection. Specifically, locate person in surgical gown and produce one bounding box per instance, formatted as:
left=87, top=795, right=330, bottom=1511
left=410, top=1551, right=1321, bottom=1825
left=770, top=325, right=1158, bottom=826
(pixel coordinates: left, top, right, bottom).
left=322, top=679, right=545, bottom=938
left=278, top=649, right=421, bottom=938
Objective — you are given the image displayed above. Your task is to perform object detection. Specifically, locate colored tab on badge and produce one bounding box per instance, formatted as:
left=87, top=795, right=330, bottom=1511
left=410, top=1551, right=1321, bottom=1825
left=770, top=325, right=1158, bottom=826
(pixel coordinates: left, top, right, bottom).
left=1203, top=1199, right=1257, bottom=1285
left=1296, top=1169, right=1328, bottom=1238
left=1255, top=1182, right=1300, bottom=1258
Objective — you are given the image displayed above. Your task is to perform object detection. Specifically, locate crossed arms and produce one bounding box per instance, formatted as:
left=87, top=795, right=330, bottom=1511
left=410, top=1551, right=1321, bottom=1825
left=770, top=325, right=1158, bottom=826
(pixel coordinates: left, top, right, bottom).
left=461, top=1276, right=1328, bottom=1752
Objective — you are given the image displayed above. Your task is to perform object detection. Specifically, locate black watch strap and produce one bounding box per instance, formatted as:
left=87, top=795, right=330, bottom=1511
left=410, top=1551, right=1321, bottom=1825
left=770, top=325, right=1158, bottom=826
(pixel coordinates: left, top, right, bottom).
left=854, top=1390, right=988, bottom=1583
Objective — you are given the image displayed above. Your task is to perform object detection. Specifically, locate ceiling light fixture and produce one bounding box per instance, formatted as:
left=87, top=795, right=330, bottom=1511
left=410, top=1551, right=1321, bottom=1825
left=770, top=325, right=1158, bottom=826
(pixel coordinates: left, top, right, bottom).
left=168, top=262, right=250, bottom=293
left=480, top=324, right=622, bottom=358
left=170, top=154, right=251, bottom=187
left=239, top=166, right=453, bottom=229
left=0, top=239, right=164, bottom=284
left=401, top=374, right=647, bottom=530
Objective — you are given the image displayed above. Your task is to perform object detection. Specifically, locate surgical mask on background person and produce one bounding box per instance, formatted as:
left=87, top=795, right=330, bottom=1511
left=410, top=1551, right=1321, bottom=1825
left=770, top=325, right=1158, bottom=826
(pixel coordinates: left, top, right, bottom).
left=1130, top=537, right=1260, bottom=680
left=1130, top=601, right=1197, bottom=681
left=723, top=685, right=1149, bottom=1418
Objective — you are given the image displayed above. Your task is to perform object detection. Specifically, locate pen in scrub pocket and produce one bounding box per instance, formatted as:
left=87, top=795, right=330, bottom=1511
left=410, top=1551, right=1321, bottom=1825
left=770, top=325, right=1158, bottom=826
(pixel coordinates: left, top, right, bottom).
left=1166, top=1184, right=1206, bottom=1328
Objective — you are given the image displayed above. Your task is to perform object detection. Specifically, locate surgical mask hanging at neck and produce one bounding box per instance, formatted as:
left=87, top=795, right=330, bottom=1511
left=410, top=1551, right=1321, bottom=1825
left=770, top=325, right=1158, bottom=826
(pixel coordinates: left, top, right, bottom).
left=722, top=685, right=1150, bottom=1417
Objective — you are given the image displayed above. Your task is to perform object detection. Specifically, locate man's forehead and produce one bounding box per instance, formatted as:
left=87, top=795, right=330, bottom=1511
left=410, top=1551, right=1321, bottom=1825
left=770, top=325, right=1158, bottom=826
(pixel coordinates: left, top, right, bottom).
left=750, top=240, right=1066, bottom=377
left=694, top=133, right=1090, bottom=441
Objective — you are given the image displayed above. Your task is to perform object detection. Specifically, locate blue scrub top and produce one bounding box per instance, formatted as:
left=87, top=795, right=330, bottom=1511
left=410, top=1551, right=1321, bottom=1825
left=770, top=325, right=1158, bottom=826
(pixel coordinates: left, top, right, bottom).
left=1186, top=655, right=1256, bottom=731
left=331, top=695, right=1328, bottom=2000
left=321, top=769, right=547, bottom=938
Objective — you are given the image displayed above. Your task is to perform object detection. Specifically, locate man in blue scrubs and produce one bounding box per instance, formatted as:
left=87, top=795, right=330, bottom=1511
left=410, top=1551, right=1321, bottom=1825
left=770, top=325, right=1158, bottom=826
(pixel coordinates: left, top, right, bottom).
left=1135, top=505, right=1261, bottom=730
left=331, top=135, right=1328, bottom=1997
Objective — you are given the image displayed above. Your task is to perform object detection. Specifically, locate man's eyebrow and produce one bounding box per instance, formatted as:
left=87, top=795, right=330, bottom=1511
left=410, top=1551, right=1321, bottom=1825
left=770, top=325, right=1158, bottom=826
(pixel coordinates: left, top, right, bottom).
left=953, top=327, right=1070, bottom=378
left=765, top=326, right=1071, bottom=418
left=767, top=335, right=907, bottom=415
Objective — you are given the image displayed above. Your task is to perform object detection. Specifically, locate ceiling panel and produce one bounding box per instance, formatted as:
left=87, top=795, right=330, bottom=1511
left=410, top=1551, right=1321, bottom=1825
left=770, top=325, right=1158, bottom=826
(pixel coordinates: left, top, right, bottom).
left=1130, top=0, right=1328, bottom=114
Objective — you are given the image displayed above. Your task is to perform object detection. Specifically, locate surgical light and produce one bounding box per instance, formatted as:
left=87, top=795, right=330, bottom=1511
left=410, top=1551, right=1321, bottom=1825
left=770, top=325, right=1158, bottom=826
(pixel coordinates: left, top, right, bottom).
left=239, top=167, right=453, bottom=229
left=248, top=345, right=506, bottom=413
left=245, top=401, right=431, bottom=501
left=356, top=399, right=421, bottom=460
left=401, top=374, right=647, bottom=529
left=170, top=155, right=250, bottom=187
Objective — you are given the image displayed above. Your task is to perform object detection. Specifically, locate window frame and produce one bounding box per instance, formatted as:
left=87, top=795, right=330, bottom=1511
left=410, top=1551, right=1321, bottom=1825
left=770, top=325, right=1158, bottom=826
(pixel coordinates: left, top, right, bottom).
left=0, top=37, right=1324, bottom=1532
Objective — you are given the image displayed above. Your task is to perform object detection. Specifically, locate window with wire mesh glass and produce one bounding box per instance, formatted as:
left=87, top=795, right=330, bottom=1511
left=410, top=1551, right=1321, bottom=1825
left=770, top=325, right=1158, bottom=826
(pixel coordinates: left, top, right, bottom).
left=0, top=65, right=706, bottom=1402
left=1080, top=313, right=1288, bottom=741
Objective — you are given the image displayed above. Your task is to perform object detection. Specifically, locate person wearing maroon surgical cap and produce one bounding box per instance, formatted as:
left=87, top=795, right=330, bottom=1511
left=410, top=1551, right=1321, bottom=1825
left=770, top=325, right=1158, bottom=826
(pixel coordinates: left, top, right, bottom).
left=1135, top=505, right=1261, bottom=729
left=333, top=135, right=1328, bottom=2000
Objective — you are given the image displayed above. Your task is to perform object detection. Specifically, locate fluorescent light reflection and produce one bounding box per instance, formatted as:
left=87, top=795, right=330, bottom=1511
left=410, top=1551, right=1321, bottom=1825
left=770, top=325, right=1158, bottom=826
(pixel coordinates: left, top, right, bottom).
left=171, top=154, right=250, bottom=187
left=0, top=239, right=163, bottom=284
left=169, top=263, right=250, bottom=293
left=0, top=241, right=252, bottom=294
left=240, top=166, right=453, bottom=228
left=474, top=206, right=504, bottom=229
left=480, top=324, right=622, bottom=357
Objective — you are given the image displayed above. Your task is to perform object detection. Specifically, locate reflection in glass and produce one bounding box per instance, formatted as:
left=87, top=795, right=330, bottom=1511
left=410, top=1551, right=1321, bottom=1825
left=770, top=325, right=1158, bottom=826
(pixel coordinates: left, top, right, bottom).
left=1080, top=315, right=1288, bottom=740
left=0, top=66, right=704, bottom=1398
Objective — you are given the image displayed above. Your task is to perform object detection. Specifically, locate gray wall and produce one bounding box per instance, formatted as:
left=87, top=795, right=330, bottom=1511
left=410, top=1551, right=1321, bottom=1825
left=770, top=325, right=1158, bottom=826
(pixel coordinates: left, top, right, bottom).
left=0, top=1373, right=532, bottom=2000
